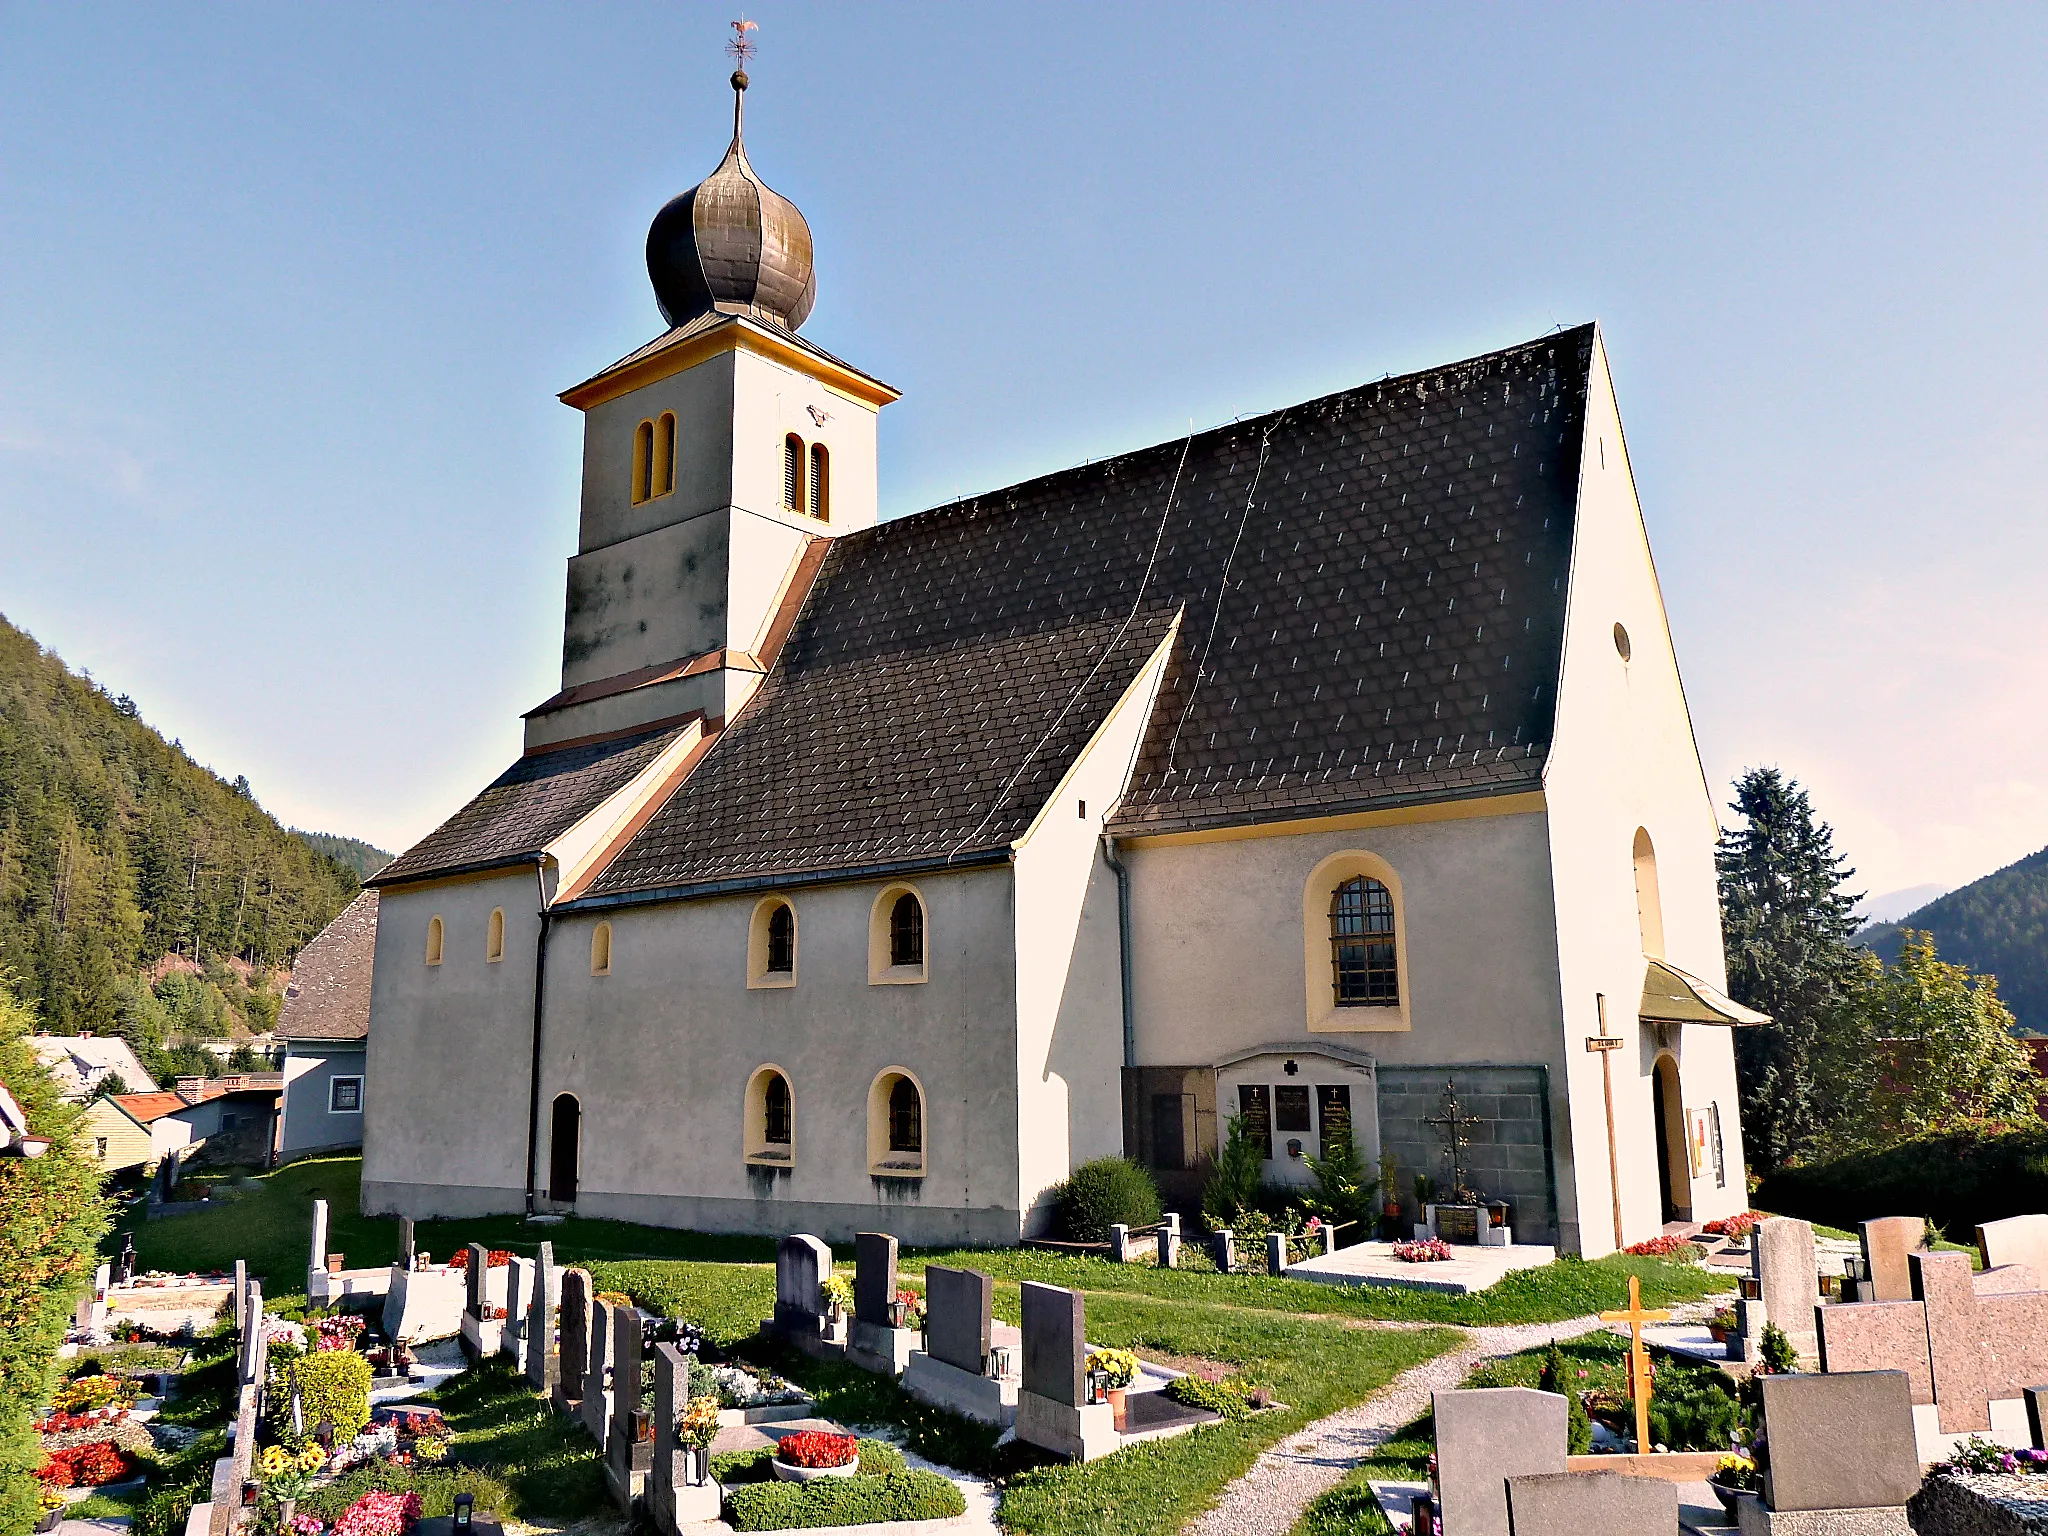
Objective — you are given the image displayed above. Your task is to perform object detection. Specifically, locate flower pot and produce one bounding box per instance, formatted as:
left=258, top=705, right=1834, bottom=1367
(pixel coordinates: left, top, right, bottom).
left=1706, top=1324, right=1728, bottom=1344
left=683, top=1445, right=710, bottom=1487
left=772, top=1458, right=859, bottom=1482
left=1107, top=1386, right=1128, bottom=1429
left=1707, top=1479, right=1752, bottom=1518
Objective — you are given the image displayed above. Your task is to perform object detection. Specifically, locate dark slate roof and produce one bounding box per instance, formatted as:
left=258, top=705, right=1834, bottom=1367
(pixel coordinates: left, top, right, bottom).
left=372, top=724, right=691, bottom=888
left=277, top=891, right=378, bottom=1042
left=580, top=325, right=1594, bottom=901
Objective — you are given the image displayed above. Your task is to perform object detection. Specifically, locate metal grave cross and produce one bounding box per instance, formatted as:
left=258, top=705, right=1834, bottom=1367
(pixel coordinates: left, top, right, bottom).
left=1422, top=1079, right=1484, bottom=1204
left=1598, top=1273, right=1671, bottom=1453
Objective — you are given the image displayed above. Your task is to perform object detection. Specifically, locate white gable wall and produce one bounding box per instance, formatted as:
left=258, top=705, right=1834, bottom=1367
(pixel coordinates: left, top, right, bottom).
left=1542, top=327, right=1748, bottom=1254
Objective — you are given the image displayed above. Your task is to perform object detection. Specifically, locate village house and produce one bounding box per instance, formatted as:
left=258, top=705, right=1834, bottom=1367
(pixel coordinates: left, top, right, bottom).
left=276, top=890, right=377, bottom=1159
left=361, top=70, right=1758, bottom=1253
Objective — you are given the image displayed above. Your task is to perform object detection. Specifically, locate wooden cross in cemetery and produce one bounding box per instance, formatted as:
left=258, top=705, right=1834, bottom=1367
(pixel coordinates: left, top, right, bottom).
left=1423, top=1079, right=1484, bottom=1204
left=1599, top=1273, right=1671, bottom=1453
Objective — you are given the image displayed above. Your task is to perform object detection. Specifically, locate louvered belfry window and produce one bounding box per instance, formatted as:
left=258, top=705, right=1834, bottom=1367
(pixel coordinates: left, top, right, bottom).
left=1330, top=876, right=1398, bottom=1005
left=808, top=442, right=829, bottom=521
left=783, top=434, right=803, bottom=510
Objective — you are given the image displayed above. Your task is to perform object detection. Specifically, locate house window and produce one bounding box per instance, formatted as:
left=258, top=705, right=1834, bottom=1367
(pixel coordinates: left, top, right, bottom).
left=590, top=922, right=613, bottom=976
left=654, top=412, right=676, bottom=497
left=95, top=1136, right=108, bottom=1159
left=808, top=442, right=829, bottom=521
left=425, top=915, right=443, bottom=966
left=633, top=420, right=654, bottom=505
left=867, top=1069, right=926, bottom=1176
left=783, top=434, right=804, bottom=511
left=486, top=907, right=505, bottom=963
left=1330, top=876, right=1398, bottom=1006
left=745, top=1065, right=794, bottom=1165
left=748, top=897, right=798, bottom=987
left=330, top=1077, right=363, bottom=1114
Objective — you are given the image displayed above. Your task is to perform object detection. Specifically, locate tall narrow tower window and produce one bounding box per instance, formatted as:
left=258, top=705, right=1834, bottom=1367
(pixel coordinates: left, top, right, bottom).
left=654, top=412, right=677, bottom=497
left=808, top=443, right=829, bottom=522
left=783, top=434, right=804, bottom=511
left=632, top=420, right=654, bottom=505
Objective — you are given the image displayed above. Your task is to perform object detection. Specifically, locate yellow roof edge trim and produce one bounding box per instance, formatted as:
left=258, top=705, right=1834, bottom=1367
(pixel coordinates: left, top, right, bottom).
left=1640, top=959, right=1771, bottom=1027
left=561, top=317, right=900, bottom=412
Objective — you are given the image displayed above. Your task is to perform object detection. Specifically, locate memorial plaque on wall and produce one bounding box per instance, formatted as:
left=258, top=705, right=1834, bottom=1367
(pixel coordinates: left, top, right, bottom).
left=1316, top=1084, right=1352, bottom=1159
left=1436, top=1205, right=1481, bottom=1244
left=1238, top=1085, right=1273, bottom=1160
left=1275, top=1086, right=1312, bottom=1132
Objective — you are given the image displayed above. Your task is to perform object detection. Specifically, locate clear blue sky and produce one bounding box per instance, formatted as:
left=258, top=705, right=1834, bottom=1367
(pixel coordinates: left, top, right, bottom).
left=2, top=3, right=2043, bottom=900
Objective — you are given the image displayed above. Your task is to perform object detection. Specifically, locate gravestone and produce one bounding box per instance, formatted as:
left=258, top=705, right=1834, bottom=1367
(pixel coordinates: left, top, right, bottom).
left=1505, top=1470, right=1676, bottom=1535
left=1754, top=1217, right=1819, bottom=1358
left=1980, top=1214, right=2048, bottom=1277
left=503, top=1257, right=532, bottom=1350
left=1816, top=1301, right=1934, bottom=1407
left=553, top=1268, right=591, bottom=1415
left=1860, top=1217, right=1926, bottom=1303
left=1020, top=1281, right=1084, bottom=1407
left=466, top=1244, right=487, bottom=1318
left=772, top=1234, right=832, bottom=1338
left=925, top=1266, right=993, bottom=1374
left=207, top=1454, right=239, bottom=1536
left=582, top=1297, right=615, bottom=1449
left=1431, top=1388, right=1568, bottom=1536
left=854, top=1232, right=897, bottom=1326
left=1914, top=1248, right=2013, bottom=1434
left=310, top=1198, right=329, bottom=1273
left=2027, top=1386, right=2048, bottom=1451
left=233, top=1259, right=247, bottom=1334
left=607, top=1304, right=647, bottom=1501
left=1757, top=1371, right=1919, bottom=1516
left=1211, top=1229, right=1235, bottom=1274
left=526, top=1242, right=559, bottom=1391
left=647, top=1340, right=716, bottom=1533
left=398, top=1217, right=416, bottom=1268
left=240, top=1283, right=264, bottom=1384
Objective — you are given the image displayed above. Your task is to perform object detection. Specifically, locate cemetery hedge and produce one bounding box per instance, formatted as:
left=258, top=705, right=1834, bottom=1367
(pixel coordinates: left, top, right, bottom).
left=722, top=1469, right=967, bottom=1530
left=1756, top=1123, right=2048, bottom=1242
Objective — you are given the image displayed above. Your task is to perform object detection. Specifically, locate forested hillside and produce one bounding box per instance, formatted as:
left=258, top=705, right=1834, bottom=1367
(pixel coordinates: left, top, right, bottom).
left=291, top=828, right=392, bottom=881
left=0, top=614, right=361, bottom=1039
left=1860, top=843, right=2048, bottom=1034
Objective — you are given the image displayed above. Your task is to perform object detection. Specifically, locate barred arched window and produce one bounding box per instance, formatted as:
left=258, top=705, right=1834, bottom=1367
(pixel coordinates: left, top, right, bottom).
left=889, top=893, right=923, bottom=968
left=808, top=442, right=829, bottom=521
left=763, top=1073, right=792, bottom=1146
left=1330, top=876, right=1398, bottom=1006
left=888, top=1075, right=923, bottom=1154
left=783, top=433, right=804, bottom=511
left=766, top=903, right=795, bottom=974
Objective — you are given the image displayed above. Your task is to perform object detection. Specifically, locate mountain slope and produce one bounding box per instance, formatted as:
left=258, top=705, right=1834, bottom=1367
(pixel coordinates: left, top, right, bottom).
left=1859, top=844, right=2048, bottom=1033
left=291, top=829, right=392, bottom=881
left=0, top=613, right=361, bottom=1031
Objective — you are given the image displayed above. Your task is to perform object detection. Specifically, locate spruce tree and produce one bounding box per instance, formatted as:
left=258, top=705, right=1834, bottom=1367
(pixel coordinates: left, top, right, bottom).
left=1717, top=767, right=1865, bottom=1169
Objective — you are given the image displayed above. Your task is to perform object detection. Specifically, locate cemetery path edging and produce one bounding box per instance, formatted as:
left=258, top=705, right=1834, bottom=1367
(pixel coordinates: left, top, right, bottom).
left=1181, top=1313, right=1614, bottom=1536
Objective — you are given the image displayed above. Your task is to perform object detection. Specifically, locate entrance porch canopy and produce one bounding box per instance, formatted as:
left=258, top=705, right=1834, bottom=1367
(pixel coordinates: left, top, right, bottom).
left=1639, top=960, right=1771, bottom=1027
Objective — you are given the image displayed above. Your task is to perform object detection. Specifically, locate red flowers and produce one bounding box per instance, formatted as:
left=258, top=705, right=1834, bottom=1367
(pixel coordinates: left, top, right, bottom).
left=775, top=1431, right=858, bottom=1469
left=331, top=1490, right=422, bottom=1536
left=1624, top=1234, right=1697, bottom=1257
left=39, top=1441, right=133, bottom=1488
left=1703, top=1212, right=1764, bottom=1241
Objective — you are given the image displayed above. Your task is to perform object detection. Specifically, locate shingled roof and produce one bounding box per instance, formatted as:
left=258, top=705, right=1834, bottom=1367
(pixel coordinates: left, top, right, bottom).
left=277, top=891, right=378, bottom=1042
left=372, top=723, right=693, bottom=888
left=576, top=325, right=1594, bottom=904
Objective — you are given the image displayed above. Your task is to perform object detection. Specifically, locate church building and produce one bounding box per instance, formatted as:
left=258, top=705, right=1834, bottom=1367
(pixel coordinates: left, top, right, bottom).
left=361, top=68, right=1758, bottom=1255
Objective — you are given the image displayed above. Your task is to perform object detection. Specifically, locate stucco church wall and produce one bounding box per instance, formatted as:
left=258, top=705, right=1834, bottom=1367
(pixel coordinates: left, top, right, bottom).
left=1542, top=330, right=1748, bottom=1254
left=561, top=513, right=732, bottom=687
left=580, top=350, right=741, bottom=552
left=362, top=875, right=540, bottom=1218
left=1122, top=806, right=1571, bottom=1234
left=536, top=866, right=1024, bottom=1246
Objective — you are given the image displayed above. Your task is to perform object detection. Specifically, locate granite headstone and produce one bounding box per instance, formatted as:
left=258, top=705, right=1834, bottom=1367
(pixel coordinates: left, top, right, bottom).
left=526, top=1241, right=558, bottom=1390
left=554, top=1268, right=591, bottom=1414
left=582, top=1297, right=615, bottom=1449
left=1505, top=1470, right=1677, bottom=1535
left=310, top=1198, right=329, bottom=1273
left=648, top=1341, right=693, bottom=1536
left=773, top=1234, right=832, bottom=1334
left=855, top=1232, right=897, bottom=1326
left=1754, top=1217, right=1819, bottom=1354
left=1432, top=1388, right=1568, bottom=1536
left=398, top=1217, right=416, bottom=1268
left=1860, top=1216, right=1926, bottom=1304
left=1979, top=1214, right=2048, bottom=1278
left=1020, top=1281, right=1085, bottom=1408
left=1757, top=1370, right=1919, bottom=1512
left=466, top=1243, right=487, bottom=1318
left=924, top=1265, right=994, bottom=1375
left=609, top=1304, right=645, bottom=1471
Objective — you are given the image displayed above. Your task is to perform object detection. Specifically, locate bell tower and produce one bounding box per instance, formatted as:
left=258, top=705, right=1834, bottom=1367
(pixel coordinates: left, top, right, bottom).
left=526, top=57, right=898, bottom=752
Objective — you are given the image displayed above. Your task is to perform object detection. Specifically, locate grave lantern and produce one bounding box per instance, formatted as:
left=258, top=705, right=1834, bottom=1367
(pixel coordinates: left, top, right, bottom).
left=1739, top=1275, right=1762, bottom=1301
left=453, top=1493, right=474, bottom=1532
left=1486, top=1200, right=1510, bottom=1230
left=986, top=1345, right=1013, bottom=1380
left=1085, top=1365, right=1109, bottom=1405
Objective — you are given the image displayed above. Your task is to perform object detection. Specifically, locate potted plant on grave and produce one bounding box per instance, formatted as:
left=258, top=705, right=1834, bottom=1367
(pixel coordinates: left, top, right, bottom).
left=677, top=1395, right=721, bottom=1486
left=820, top=1273, right=852, bottom=1326
left=771, top=1430, right=861, bottom=1482
left=1087, top=1349, right=1141, bottom=1428
left=1709, top=1449, right=1762, bottom=1515
left=1706, top=1306, right=1738, bottom=1344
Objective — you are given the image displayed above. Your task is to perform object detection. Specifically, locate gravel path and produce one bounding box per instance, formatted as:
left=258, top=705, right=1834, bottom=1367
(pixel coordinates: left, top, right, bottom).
left=1184, top=1314, right=1613, bottom=1536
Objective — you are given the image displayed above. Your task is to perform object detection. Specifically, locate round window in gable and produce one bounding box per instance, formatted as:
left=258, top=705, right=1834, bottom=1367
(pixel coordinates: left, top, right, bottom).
left=1613, top=623, right=1632, bottom=662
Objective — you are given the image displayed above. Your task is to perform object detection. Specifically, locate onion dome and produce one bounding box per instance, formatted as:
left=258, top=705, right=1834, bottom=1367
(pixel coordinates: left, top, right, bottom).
left=646, top=70, right=816, bottom=332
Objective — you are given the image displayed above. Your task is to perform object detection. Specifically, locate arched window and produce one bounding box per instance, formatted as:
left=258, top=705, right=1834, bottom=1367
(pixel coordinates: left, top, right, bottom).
left=590, top=921, right=613, bottom=976
left=766, top=904, right=794, bottom=973
left=486, top=908, right=504, bottom=963
left=867, top=1069, right=926, bottom=1175
left=425, top=915, right=443, bottom=966
left=654, top=412, right=676, bottom=497
left=632, top=420, right=654, bottom=505
left=1633, top=828, right=1665, bottom=958
left=808, top=442, right=829, bottom=521
left=748, top=897, right=798, bottom=987
left=1330, top=876, right=1398, bottom=1006
left=548, top=1093, right=580, bottom=1204
left=890, top=893, right=923, bottom=967
left=783, top=434, right=804, bottom=511
left=745, top=1065, right=794, bottom=1165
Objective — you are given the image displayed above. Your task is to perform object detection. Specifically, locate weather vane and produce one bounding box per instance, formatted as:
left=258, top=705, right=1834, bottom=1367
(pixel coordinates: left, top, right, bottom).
left=727, top=17, right=758, bottom=71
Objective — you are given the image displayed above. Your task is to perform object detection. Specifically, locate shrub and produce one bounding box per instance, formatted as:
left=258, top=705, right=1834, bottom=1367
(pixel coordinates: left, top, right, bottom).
left=1301, top=1114, right=1379, bottom=1236
left=724, top=1470, right=966, bottom=1531
left=1537, top=1345, right=1593, bottom=1455
left=1161, top=1375, right=1255, bottom=1419
left=135, top=1484, right=200, bottom=1536
left=1759, top=1323, right=1799, bottom=1375
left=297, top=1464, right=513, bottom=1523
left=1051, top=1157, right=1160, bottom=1243
left=1202, top=1115, right=1265, bottom=1224
left=1647, top=1368, right=1745, bottom=1452
left=268, top=1349, right=372, bottom=1445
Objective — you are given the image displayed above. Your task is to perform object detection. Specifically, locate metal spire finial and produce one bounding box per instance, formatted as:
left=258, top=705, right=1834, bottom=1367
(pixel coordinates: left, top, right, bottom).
left=727, top=18, right=758, bottom=137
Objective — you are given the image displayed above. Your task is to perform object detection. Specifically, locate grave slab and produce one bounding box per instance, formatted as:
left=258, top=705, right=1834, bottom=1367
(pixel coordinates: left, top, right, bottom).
left=1759, top=1371, right=1919, bottom=1512
left=1734, top=1507, right=1909, bottom=1535
left=1432, top=1388, right=1568, bottom=1536
left=1860, top=1217, right=1926, bottom=1304
left=1506, top=1470, right=1677, bottom=1534
left=902, top=1349, right=1018, bottom=1426
left=1286, top=1240, right=1557, bottom=1295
